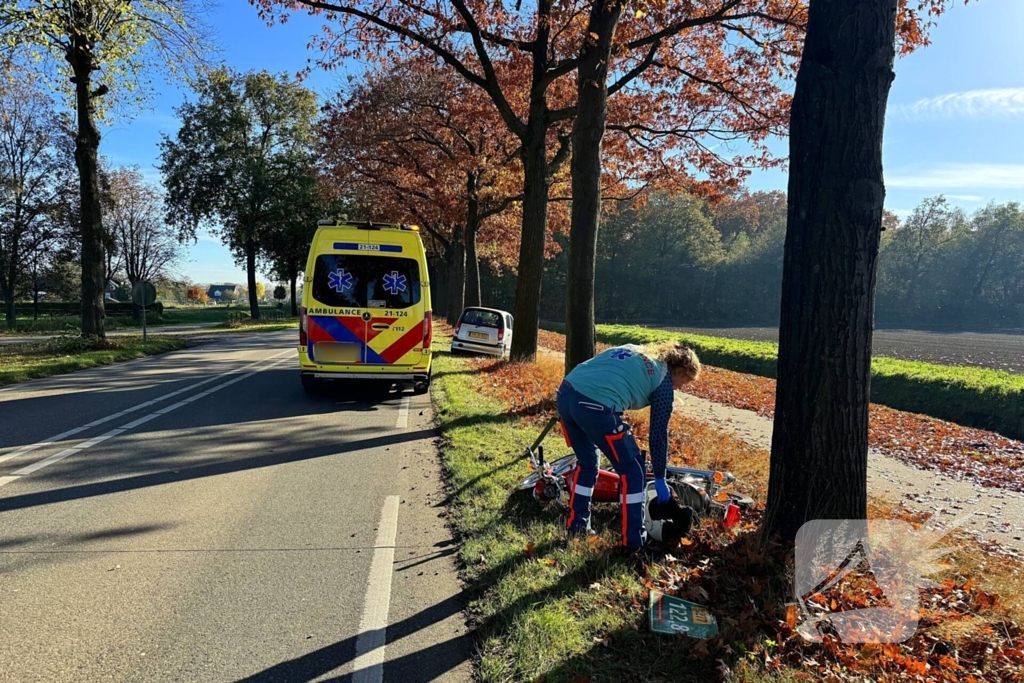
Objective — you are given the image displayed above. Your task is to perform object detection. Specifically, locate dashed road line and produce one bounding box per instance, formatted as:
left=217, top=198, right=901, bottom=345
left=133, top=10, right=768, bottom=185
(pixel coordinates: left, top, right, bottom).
left=395, top=396, right=410, bottom=429
left=0, top=353, right=292, bottom=488
left=0, top=350, right=292, bottom=467
left=351, top=495, right=401, bottom=683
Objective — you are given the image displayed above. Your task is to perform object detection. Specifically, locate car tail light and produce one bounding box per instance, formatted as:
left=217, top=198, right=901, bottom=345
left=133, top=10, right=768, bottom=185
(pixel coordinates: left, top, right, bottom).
left=454, top=321, right=462, bottom=335
left=723, top=503, right=741, bottom=530
left=299, top=306, right=308, bottom=346
left=497, top=327, right=505, bottom=341
left=423, top=311, right=433, bottom=348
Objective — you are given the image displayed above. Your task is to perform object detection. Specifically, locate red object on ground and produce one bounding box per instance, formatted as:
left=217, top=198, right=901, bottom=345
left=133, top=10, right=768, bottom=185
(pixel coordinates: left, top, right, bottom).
left=723, top=503, right=741, bottom=529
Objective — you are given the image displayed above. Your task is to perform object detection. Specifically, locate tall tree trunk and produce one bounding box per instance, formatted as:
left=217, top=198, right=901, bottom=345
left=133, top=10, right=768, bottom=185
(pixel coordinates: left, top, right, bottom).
left=289, top=266, right=298, bottom=317
left=509, top=1, right=554, bottom=363
left=565, top=0, right=622, bottom=373
left=465, top=204, right=482, bottom=308
left=446, top=226, right=466, bottom=326
left=68, top=37, right=106, bottom=339
left=246, top=237, right=260, bottom=320
left=764, top=0, right=898, bottom=541
left=510, top=130, right=549, bottom=361
left=429, top=256, right=448, bottom=319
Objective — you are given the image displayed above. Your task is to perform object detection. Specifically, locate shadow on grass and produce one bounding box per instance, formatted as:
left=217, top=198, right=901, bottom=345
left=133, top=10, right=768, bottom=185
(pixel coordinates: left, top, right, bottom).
left=475, top=530, right=793, bottom=683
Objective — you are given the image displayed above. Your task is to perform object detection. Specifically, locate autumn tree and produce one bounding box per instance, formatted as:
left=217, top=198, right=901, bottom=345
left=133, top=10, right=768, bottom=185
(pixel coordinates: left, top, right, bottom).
left=764, top=0, right=956, bottom=540
left=160, top=68, right=318, bottom=320
left=257, top=0, right=586, bottom=360
left=564, top=0, right=809, bottom=370
left=0, top=66, right=73, bottom=327
left=0, top=1, right=211, bottom=338
left=319, top=59, right=525, bottom=323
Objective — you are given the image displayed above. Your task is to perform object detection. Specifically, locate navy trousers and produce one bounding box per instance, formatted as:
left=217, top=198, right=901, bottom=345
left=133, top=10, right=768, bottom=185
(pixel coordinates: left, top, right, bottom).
left=556, top=380, right=647, bottom=548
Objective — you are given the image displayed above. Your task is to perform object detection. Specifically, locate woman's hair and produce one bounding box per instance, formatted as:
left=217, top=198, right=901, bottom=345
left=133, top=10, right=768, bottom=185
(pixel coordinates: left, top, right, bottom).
left=645, top=341, right=702, bottom=382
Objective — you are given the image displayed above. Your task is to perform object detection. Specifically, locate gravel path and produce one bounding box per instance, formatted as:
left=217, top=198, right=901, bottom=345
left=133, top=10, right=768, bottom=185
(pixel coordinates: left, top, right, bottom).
left=675, top=390, right=1024, bottom=556
left=659, top=326, right=1024, bottom=374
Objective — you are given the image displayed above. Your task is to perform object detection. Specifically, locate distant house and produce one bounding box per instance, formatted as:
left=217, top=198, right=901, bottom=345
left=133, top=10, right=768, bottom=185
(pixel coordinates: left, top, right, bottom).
left=105, top=279, right=129, bottom=302
left=207, top=284, right=238, bottom=300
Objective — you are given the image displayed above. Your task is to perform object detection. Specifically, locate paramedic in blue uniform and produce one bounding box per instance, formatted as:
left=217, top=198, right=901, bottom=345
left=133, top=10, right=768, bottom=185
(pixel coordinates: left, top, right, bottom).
left=557, top=343, right=702, bottom=548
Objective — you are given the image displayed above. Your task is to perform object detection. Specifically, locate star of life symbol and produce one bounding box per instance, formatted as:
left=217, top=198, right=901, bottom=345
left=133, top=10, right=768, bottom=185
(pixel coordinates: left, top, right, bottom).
left=610, top=348, right=633, bottom=360
left=328, top=269, right=353, bottom=293
left=793, top=515, right=969, bottom=644
left=383, top=270, right=407, bottom=296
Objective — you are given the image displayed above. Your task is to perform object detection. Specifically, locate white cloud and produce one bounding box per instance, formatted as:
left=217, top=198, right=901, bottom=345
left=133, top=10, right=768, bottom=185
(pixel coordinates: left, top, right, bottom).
left=944, top=194, right=985, bottom=202
left=886, top=163, right=1024, bottom=190
left=890, top=87, right=1024, bottom=121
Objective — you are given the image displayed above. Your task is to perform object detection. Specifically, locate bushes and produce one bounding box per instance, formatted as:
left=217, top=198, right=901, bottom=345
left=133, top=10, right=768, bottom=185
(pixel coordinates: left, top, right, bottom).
left=542, top=322, right=1024, bottom=441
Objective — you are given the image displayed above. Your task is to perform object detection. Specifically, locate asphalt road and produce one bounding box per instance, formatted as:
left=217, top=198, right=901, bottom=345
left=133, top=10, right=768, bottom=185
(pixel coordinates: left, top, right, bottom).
left=0, top=331, right=471, bottom=683
left=661, top=325, right=1024, bottom=374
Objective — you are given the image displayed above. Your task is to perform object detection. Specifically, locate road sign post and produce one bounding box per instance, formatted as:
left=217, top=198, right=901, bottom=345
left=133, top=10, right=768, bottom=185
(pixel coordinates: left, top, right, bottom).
left=132, top=281, right=157, bottom=344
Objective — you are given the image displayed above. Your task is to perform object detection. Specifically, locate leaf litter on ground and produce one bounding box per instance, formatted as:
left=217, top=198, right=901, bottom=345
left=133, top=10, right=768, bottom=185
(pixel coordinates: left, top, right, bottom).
left=463, top=337, right=1024, bottom=681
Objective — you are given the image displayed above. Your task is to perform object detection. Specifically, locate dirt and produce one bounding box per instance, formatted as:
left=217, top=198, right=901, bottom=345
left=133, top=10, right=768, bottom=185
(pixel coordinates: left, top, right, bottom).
left=675, top=390, right=1024, bottom=557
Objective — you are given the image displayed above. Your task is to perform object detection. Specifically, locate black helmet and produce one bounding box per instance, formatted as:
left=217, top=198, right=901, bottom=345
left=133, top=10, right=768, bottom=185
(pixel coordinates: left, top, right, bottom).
left=644, top=483, right=695, bottom=544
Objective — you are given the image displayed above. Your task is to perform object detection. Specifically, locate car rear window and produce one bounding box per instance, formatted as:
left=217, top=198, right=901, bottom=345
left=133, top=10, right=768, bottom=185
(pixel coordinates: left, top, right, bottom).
left=460, top=309, right=502, bottom=328
left=312, top=254, right=421, bottom=308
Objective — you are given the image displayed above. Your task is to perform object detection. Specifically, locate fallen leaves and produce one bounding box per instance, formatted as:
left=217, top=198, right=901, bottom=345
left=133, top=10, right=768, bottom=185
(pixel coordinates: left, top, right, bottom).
left=464, top=334, right=1024, bottom=682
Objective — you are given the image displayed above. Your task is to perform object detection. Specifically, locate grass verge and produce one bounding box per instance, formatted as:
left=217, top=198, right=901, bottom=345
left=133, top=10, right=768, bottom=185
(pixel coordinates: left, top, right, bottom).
left=433, top=341, right=1024, bottom=682
left=0, top=336, right=186, bottom=386
left=542, top=322, right=1024, bottom=441
left=217, top=318, right=299, bottom=333
left=2, top=306, right=292, bottom=336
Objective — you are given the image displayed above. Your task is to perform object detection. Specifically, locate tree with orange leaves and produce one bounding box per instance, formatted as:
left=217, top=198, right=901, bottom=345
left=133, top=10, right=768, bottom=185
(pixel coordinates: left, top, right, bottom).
left=318, top=59, right=526, bottom=323
left=254, top=0, right=950, bottom=363
left=562, top=0, right=960, bottom=370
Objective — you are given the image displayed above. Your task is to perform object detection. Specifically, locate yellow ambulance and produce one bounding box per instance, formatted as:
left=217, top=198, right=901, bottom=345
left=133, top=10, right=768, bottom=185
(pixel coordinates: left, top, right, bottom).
left=299, top=220, right=433, bottom=394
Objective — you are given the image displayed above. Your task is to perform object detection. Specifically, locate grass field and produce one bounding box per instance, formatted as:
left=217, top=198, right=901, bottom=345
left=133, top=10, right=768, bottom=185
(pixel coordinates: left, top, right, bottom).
left=544, top=322, right=1024, bottom=441
left=0, top=336, right=187, bottom=386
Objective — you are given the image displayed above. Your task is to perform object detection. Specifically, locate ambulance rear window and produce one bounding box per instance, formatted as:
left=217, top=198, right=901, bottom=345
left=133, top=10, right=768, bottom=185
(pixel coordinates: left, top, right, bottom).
left=312, top=255, right=421, bottom=309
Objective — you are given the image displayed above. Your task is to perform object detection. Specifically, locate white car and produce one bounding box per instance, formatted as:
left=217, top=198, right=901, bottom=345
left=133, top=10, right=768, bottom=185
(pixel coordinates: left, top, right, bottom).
left=451, top=307, right=513, bottom=357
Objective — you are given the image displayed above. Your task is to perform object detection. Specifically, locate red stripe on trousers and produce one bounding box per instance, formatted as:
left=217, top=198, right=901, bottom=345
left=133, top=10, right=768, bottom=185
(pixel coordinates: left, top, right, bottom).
left=566, top=467, right=581, bottom=528
left=559, top=420, right=571, bottom=448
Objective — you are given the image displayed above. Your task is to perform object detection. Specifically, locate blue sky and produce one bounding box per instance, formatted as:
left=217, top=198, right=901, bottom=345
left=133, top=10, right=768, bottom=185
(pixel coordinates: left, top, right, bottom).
left=103, top=0, right=1024, bottom=284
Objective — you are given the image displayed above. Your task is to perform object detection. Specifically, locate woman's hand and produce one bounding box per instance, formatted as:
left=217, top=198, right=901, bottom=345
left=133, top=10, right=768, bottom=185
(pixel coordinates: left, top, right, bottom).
left=654, top=478, right=671, bottom=504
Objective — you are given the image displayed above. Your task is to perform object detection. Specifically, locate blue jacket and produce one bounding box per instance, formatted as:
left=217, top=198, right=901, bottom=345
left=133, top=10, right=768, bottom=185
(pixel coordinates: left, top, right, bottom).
left=565, top=345, right=675, bottom=478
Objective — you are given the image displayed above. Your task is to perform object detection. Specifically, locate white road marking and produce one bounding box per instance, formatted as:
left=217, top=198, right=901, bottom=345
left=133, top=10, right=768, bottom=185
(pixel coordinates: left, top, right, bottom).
left=0, top=354, right=292, bottom=488
left=395, top=396, right=410, bottom=430
left=0, top=350, right=293, bottom=466
left=351, top=495, right=400, bottom=683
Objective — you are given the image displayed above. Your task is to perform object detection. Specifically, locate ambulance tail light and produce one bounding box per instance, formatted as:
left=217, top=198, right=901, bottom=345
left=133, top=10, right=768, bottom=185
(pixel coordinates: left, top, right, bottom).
left=299, top=307, right=308, bottom=346
left=423, top=311, right=433, bottom=349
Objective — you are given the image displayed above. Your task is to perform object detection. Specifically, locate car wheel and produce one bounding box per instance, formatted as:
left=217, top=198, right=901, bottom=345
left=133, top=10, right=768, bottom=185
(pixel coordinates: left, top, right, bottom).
left=301, top=374, right=319, bottom=395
